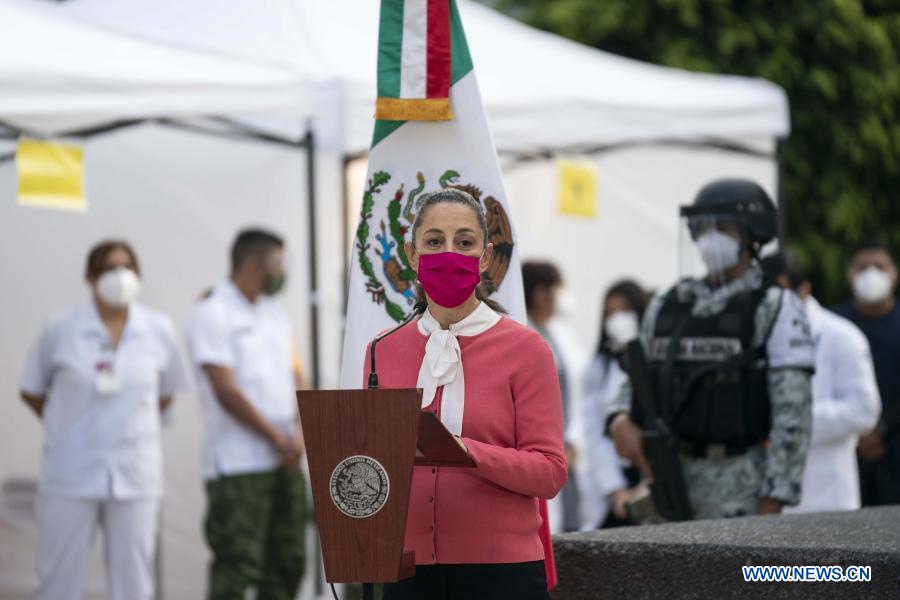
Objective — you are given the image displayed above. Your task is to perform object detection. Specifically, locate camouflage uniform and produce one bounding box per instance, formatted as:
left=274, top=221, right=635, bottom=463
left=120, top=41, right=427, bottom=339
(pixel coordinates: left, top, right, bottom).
left=610, top=265, right=813, bottom=519
left=205, top=468, right=307, bottom=600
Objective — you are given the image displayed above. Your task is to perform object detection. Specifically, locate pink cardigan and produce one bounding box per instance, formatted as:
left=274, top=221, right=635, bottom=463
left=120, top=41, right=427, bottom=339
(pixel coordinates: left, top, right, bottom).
left=364, top=315, right=567, bottom=565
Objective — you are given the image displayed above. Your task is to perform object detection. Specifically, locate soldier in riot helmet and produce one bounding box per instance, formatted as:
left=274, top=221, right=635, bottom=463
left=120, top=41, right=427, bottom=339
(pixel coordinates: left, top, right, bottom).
left=608, top=179, right=814, bottom=519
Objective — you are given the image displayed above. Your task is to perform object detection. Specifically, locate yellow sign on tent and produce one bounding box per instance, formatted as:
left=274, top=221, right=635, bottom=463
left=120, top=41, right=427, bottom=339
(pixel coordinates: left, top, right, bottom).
left=16, top=138, right=86, bottom=211
left=558, top=159, right=597, bottom=218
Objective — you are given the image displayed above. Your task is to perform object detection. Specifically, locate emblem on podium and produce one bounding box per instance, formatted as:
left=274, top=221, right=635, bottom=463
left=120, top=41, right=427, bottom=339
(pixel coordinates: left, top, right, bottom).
left=330, top=455, right=390, bottom=518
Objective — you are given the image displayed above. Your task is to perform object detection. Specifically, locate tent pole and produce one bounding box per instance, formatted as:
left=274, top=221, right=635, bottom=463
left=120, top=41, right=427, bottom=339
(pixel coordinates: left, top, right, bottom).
left=304, top=128, right=321, bottom=390
left=775, top=136, right=788, bottom=243
left=309, top=132, right=327, bottom=600
left=499, top=137, right=777, bottom=169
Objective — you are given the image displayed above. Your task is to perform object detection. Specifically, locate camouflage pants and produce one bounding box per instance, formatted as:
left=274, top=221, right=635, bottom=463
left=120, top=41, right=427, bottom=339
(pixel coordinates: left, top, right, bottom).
left=682, top=444, right=767, bottom=520
left=205, top=468, right=307, bottom=600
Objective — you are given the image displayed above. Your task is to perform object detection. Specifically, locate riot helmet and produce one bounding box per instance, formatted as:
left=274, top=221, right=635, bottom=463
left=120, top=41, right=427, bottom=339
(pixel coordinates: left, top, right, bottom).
left=679, top=179, right=778, bottom=283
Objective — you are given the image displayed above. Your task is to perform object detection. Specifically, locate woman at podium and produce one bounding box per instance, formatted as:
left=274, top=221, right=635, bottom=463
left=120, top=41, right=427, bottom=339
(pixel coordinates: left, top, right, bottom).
left=366, top=188, right=567, bottom=599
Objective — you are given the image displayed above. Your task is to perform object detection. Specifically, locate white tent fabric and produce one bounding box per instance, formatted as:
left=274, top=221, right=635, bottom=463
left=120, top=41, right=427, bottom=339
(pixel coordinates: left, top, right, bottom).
left=0, top=0, right=309, bottom=134
left=3, top=0, right=789, bottom=153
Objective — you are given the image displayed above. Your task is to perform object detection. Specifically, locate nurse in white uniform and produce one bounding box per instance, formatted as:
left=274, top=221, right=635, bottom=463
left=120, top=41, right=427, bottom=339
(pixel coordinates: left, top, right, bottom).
left=19, top=240, right=191, bottom=600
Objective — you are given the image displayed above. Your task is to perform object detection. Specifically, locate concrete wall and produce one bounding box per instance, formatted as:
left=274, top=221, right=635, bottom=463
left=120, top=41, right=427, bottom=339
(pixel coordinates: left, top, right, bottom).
left=552, top=507, right=900, bottom=599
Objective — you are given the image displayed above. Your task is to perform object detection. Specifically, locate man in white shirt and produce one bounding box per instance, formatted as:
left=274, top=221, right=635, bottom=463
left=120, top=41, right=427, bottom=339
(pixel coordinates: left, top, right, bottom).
left=763, top=252, right=882, bottom=513
left=188, top=229, right=306, bottom=600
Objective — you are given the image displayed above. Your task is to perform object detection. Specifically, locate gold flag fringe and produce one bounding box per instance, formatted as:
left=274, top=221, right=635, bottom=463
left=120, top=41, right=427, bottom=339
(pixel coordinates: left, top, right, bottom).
left=375, top=97, right=454, bottom=121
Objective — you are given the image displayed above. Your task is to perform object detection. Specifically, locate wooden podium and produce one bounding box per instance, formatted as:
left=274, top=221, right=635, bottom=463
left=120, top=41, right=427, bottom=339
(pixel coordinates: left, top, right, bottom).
left=297, top=388, right=474, bottom=585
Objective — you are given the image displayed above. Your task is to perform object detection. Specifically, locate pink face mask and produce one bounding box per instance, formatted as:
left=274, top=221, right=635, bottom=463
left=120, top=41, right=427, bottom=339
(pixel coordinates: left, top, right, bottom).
left=417, top=252, right=482, bottom=308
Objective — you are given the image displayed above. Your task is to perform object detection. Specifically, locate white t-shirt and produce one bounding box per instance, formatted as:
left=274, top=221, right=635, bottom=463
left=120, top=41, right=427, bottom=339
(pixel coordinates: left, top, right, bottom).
left=188, top=280, right=298, bottom=479
left=19, top=302, right=191, bottom=500
left=765, top=288, right=816, bottom=370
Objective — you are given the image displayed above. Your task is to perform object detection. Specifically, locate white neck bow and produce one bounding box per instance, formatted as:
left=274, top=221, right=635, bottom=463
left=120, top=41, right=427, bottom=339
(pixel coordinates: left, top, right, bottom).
left=416, top=302, right=501, bottom=435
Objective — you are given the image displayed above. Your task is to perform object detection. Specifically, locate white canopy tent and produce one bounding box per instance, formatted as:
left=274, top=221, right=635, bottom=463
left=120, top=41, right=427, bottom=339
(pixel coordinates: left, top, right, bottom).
left=0, top=1, right=790, bottom=598
left=8, top=0, right=790, bottom=153
left=0, top=1, right=310, bottom=135
left=13, top=0, right=791, bottom=359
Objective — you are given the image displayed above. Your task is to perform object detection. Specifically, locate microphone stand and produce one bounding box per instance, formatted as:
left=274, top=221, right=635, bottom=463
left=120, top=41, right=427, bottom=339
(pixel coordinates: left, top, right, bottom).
left=367, top=301, right=427, bottom=389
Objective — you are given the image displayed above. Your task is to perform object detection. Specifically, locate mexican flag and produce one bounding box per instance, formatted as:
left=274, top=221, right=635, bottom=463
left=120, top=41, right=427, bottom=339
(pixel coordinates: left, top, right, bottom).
left=339, top=0, right=527, bottom=387
left=338, top=0, right=555, bottom=589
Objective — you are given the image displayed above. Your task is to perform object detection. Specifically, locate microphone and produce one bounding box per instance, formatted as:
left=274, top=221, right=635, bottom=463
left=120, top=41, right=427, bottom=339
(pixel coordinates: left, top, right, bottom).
left=367, top=301, right=428, bottom=389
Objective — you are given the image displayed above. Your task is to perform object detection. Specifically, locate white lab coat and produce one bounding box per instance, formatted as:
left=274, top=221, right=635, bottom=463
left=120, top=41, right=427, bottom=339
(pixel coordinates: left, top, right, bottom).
left=785, top=297, right=881, bottom=514
left=575, top=354, right=628, bottom=529
left=20, top=300, right=191, bottom=600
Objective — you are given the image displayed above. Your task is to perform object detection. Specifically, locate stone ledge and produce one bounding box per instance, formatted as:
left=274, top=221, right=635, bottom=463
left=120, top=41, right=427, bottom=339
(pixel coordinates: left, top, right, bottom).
left=551, top=506, right=900, bottom=599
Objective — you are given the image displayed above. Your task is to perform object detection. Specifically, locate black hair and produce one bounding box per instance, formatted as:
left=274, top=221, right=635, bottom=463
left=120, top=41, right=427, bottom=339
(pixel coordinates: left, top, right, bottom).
left=230, top=228, right=284, bottom=273
left=761, top=250, right=808, bottom=291
left=86, top=239, right=140, bottom=280
left=411, top=188, right=507, bottom=314
left=521, top=261, right=563, bottom=312
left=595, top=279, right=649, bottom=357
left=850, top=238, right=895, bottom=264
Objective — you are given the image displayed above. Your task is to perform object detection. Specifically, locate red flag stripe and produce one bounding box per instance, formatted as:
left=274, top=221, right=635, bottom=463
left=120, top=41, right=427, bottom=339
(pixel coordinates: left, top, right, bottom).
left=425, top=0, right=451, bottom=99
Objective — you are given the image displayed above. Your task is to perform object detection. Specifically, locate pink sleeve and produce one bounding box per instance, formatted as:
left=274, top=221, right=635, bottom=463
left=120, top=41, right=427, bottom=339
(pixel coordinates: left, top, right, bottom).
left=461, top=334, right=568, bottom=499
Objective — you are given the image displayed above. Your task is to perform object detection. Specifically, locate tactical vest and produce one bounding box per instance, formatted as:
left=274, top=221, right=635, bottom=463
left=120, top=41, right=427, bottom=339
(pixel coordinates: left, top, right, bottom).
left=641, top=285, right=773, bottom=446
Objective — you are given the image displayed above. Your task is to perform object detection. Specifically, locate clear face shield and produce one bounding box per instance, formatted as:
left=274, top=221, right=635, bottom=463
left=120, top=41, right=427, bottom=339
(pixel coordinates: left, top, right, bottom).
left=678, top=213, right=747, bottom=289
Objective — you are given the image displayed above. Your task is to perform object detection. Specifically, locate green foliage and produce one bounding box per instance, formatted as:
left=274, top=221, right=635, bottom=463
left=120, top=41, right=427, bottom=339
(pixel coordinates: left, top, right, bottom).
left=495, top=0, right=900, bottom=304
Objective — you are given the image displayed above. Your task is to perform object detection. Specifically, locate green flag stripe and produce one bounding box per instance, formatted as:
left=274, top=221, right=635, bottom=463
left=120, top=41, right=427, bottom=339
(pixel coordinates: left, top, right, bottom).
left=370, top=114, right=405, bottom=149
left=371, top=0, right=474, bottom=149
left=377, top=0, right=404, bottom=99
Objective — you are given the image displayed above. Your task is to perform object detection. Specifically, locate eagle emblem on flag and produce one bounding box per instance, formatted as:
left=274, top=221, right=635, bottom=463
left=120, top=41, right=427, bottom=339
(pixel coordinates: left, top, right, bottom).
left=355, top=168, right=514, bottom=322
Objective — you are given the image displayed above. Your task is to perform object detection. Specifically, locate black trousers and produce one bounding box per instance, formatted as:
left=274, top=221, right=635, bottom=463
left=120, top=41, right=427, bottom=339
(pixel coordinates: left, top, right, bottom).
left=383, top=561, right=550, bottom=600
left=859, top=456, right=900, bottom=506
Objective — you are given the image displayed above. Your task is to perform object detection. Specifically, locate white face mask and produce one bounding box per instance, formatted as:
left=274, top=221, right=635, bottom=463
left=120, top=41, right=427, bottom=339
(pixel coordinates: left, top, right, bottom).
left=96, top=268, right=141, bottom=307
left=853, top=267, right=893, bottom=304
left=605, top=310, right=639, bottom=348
left=696, top=230, right=741, bottom=274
